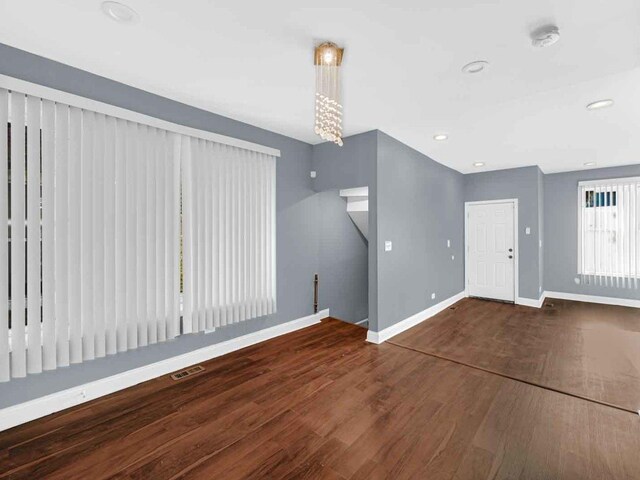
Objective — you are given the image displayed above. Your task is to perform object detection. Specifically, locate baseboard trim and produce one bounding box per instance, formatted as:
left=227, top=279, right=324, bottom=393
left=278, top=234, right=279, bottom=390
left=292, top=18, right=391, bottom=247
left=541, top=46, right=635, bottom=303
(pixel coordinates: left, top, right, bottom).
left=545, top=291, right=640, bottom=308
left=355, top=318, right=368, bottom=326
left=516, top=293, right=546, bottom=309
left=0, top=308, right=330, bottom=432
left=366, top=292, right=465, bottom=344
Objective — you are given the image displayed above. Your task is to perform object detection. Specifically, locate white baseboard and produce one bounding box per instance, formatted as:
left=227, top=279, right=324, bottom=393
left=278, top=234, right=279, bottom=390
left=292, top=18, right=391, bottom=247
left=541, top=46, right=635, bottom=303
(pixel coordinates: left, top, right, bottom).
left=0, top=308, right=330, bottom=432
left=516, top=293, right=546, bottom=309
left=545, top=291, right=640, bottom=308
left=366, top=292, right=465, bottom=344
left=355, top=318, right=368, bottom=326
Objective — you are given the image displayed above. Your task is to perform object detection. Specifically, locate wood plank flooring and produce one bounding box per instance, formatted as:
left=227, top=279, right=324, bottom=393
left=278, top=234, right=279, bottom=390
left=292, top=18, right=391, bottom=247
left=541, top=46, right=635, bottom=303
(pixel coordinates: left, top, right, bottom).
left=1, top=306, right=639, bottom=479
left=391, top=297, right=640, bottom=412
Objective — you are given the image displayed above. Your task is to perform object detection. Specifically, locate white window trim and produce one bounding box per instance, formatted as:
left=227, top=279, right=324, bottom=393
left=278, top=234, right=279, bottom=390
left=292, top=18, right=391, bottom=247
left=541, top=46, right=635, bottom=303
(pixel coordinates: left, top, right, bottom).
left=578, top=176, right=640, bottom=187
left=0, top=74, right=280, bottom=158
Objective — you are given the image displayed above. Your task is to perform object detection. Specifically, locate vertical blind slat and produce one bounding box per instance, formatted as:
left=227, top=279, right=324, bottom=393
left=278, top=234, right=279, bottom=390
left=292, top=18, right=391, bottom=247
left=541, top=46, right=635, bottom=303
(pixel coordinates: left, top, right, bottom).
left=137, top=126, right=148, bottom=346
left=125, top=121, right=138, bottom=349
left=68, top=107, right=82, bottom=363
left=115, top=118, right=127, bottom=352
left=54, top=102, right=70, bottom=367
left=0, top=90, right=8, bottom=382
left=104, top=115, right=117, bottom=355
left=10, top=92, right=27, bottom=377
left=81, top=110, right=95, bottom=361
left=181, top=136, right=192, bottom=334
left=167, top=133, right=179, bottom=339
left=147, top=128, right=157, bottom=345
left=42, top=100, right=56, bottom=369
left=93, top=113, right=106, bottom=358
left=204, top=142, right=212, bottom=330
left=157, top=130, right=167, bottom=342
left=26, top=96, right=42, bottom=373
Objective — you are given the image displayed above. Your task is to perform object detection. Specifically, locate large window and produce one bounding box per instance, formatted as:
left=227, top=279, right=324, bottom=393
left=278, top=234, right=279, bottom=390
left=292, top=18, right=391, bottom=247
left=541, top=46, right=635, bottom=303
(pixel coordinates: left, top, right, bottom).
left=0, top=78, right=278, bottom=382
left=578, top=177, right=640, bottom=283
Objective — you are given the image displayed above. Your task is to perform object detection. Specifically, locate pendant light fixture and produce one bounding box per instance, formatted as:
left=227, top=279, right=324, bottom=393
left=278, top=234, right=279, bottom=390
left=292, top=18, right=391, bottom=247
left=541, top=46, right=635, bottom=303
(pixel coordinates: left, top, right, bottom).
left=314, top=42, right=344, bottom=146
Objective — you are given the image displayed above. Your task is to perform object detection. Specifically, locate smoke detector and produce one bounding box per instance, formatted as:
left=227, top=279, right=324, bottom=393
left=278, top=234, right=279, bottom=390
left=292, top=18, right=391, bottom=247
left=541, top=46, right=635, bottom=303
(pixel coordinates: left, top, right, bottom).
left=531, top=26, right=560, bottom=48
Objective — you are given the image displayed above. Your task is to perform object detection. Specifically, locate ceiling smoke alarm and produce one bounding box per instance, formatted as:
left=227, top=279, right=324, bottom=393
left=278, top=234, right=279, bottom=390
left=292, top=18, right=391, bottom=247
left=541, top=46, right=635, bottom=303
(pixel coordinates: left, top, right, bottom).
left=531, top=26, right=560, bottom=48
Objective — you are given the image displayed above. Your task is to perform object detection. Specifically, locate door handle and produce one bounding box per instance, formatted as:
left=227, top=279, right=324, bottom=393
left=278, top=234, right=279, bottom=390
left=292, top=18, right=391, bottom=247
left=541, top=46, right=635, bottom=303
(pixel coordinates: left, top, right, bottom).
left=508, top=255, right=513, bottom=259
left=508, top=248, right=513, bottom=252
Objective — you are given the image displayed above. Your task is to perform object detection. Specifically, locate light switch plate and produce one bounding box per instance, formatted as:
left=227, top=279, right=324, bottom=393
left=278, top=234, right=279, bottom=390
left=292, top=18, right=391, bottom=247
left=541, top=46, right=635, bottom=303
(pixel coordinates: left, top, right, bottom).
left=385, top=241, right=392, bottom=252
left=447, top=239, right=451, bottom=248
left=310, top=171, right=317, bottom=178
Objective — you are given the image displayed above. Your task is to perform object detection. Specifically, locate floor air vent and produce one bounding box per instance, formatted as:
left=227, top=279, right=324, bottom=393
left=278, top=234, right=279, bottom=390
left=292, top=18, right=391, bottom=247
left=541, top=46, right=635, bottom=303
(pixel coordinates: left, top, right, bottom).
left=170, top=365, right=205, bottom=381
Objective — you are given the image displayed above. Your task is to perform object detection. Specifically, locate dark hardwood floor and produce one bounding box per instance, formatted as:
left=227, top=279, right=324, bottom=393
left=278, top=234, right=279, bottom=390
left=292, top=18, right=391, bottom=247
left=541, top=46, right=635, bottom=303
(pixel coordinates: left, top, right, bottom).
left=1, top=304, right=640, bottom=479
left=391, top=297, right=640, bottom=413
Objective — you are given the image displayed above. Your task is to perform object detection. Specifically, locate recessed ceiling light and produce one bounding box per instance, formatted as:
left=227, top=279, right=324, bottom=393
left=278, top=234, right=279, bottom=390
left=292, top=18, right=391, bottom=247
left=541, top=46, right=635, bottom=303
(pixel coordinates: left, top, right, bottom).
left=462, top=61, right=489, bottom=74
left=584, top=162, right=596, bottom=167
left=473, top=162, right=485, bottom=167
left=101, top=1, right=139, bottom=24
left=433, top=134, right=448, bottom=141
left=531, top=26, right=560, bottom=48
left=586, top=99, right=614, bottom=110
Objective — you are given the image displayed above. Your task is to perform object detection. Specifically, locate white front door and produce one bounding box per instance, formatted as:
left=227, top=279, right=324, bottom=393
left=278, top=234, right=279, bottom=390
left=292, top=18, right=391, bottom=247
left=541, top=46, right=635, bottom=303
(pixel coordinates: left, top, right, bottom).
left=466, top=202, right=515, bottom=302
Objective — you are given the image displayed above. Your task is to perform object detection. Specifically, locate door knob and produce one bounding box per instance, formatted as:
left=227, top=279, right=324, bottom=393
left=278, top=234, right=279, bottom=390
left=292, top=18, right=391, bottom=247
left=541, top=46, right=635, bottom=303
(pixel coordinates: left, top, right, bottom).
left=508, top=255, right=513, bottom=259
left=508, top=248, right=513, bottom=252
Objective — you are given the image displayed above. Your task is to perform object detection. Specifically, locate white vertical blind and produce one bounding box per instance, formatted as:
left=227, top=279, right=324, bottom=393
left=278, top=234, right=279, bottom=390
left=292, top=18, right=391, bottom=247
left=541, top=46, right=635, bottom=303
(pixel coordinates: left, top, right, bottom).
left=0, top=89, right=183, bottom=380
left=182, top=140, right=276, bottom=333
left=0, top=90, right=8, bottom=382
left=579, top=177, right=640, bottom=288
left=0, top=82, right=276, bottom=382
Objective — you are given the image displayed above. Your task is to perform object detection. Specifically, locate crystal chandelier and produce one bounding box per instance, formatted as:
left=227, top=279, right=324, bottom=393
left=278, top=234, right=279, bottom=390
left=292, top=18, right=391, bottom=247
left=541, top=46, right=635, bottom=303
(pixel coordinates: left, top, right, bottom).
left=314, top=42, right=344, bottom=146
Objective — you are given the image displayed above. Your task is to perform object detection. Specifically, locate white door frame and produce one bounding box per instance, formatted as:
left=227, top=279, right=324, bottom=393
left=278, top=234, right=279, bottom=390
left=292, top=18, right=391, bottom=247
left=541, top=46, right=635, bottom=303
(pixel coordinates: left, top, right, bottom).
left=464, top=198, right=519, bottom=303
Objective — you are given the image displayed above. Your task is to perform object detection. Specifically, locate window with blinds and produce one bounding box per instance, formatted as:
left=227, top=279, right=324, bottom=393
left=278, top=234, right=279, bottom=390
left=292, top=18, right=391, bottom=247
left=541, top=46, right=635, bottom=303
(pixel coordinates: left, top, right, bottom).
left=578, top=177, right=640, bottom=287
left=0, top=80, right=277, bottom=382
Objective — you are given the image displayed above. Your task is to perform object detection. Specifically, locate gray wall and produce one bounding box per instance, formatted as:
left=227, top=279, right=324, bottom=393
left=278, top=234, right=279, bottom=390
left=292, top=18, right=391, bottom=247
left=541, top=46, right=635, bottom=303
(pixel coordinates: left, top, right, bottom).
left=375, top=132, right=465, bottom=332
left=0, top=44, right=318, bottom=408
left=464, top=166, right=543, bottom=300
left=544, top=164, right=640, bottom=300
left=312, top=131, right=377, bottom=323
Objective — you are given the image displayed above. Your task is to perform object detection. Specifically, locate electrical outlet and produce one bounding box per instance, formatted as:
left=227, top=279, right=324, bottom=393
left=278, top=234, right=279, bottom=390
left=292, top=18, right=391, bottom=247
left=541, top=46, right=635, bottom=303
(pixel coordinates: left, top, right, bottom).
left=451, top=255, right=455, bottom=260
left=525, top=227, right=531, bottom=235
left=431, top=293, right=436, bottom=300
left=385, top=241, right=392, bottom=252
left=447, top=239, right=451, bottom=248
left=310, top=171, right=317, bottom=178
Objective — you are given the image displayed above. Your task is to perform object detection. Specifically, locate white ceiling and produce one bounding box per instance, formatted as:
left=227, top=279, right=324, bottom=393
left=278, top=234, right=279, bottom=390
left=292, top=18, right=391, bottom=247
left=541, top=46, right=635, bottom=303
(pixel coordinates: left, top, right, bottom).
left=1, top=0, right=640, bottom=173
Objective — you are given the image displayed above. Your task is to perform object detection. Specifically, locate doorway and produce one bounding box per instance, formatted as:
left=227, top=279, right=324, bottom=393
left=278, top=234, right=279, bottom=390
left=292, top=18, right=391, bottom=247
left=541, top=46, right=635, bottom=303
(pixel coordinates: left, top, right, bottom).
left=465, top=199, right=518, bottom=302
